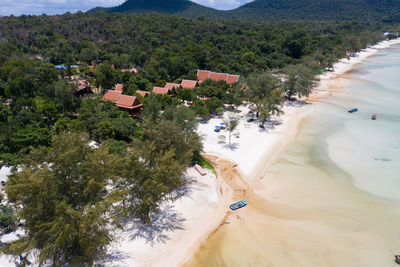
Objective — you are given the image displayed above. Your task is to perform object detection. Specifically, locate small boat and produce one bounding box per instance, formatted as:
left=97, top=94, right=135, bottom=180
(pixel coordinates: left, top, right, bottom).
left=214, top=126, right=221, bottom=132
left=348, top=108, right=358, bottom=113
left=371, top=114, right=377, bottom=120
left=230, top=200, right=247, bottom=210
left=395, top=254, right=400, bottom=264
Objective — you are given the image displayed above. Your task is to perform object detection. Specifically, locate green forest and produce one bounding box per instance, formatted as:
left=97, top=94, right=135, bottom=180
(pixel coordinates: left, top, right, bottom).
left=0, top=11, right=399, bottom=265
left=91, top=0, right=400, bottom=23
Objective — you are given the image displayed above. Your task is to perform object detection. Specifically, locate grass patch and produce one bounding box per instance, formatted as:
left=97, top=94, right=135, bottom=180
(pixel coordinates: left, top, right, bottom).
left=194, top=155, right=217, bottom=177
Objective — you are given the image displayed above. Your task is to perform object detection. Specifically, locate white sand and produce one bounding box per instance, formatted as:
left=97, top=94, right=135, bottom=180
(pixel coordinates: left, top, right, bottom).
left=197, top=102, right=314, bottom=177
left=105, top=167, right=222, bottom=267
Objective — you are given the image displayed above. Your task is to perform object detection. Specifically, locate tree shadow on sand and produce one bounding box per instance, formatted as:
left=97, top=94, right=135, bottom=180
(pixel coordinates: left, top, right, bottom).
left=223, top=143, right=239, bottom=150
left=124, top=177, right=198, bottom=246
left=125, top=207, right=186, bottom=245
left=103, top=251, right=130, bottom=266
left=285, top=100, right=311, bottom=107
left=104, top=177, right=199, bottom=265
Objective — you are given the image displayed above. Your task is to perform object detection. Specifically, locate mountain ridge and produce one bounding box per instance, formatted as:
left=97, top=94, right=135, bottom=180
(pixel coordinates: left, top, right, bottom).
left=88, top=0, right=400, bottom=22
left=88, top=0, right=222, bottom=17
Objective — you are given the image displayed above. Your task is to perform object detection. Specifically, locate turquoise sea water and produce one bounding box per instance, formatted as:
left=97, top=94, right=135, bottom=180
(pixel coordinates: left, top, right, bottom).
left=186, top=44, right=400, bottom=267
left=320, top=44, right=400, bottom=200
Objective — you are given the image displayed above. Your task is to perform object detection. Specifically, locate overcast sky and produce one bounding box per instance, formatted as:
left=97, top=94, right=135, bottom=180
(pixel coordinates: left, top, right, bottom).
left=0, top=0, right=254, bottom=16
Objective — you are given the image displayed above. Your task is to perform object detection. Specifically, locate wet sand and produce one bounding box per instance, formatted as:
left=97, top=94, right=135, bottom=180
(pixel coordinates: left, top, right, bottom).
left=185, top=140, right=400, bottom=267
left=184, top=40, right=400, bottom=267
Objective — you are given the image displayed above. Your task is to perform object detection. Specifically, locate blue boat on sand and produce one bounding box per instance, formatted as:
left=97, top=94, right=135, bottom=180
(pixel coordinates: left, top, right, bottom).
left=348, top=108, right=358, bottom=113
left=230, top=200, right=247, bottom=210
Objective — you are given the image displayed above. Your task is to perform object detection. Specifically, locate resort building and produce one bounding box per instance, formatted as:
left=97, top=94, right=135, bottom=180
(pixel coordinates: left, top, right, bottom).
left=102, top=90, right=143, bottom=117
left=121, top=67, right=138, bottom=74
left=197, top=70, right=240, bottom=85
left=136, top=90, right=150, bottom=98
left=116, top=94, right=143, bottom=117
left=165, top=83, right=181, bottom=91
left=75, top=80, right=92, bottom=97
left=181, top=79, right=197, bottom=89
left=153, top=86, right=172, bottom=95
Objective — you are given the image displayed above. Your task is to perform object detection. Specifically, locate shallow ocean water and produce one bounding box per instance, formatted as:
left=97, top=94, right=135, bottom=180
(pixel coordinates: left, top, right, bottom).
left=185, top=44, right=400, bottom=267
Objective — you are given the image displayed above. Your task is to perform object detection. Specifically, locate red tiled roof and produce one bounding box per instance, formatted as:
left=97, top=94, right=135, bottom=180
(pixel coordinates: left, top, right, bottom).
left=102, top=90, right=121, bottom=103
left=209, top=72, right=229, bottom=82
left=227, top=75, right=240, bottom=85
left=197, top=70, right=210, bottom=82
left=136, top=90, right=150, bottom=97
left=121, top=67, right=138, bottom=74
left=181, top=80, right=197, bottom=89
left=153, top=87, right=170, bottom=95
left=116, top=95, right=142, bottom=109
left=165, top=83, right=180, bottom=90
left=76, top=80, right=90, bottom=91
left=115, top=84, right=124, bottom=92
left=78, top=80, right=87, bottom=85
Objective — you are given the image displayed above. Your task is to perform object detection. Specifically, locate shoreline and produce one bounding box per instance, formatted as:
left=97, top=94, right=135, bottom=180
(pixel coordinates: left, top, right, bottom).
left=178, top=37, right=400, bottom=266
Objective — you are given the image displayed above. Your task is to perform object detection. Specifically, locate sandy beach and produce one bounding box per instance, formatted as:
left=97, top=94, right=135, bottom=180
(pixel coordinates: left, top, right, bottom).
left=183, top=37, right=400, bottom=266
left=184, top=38, right=400, bottom=267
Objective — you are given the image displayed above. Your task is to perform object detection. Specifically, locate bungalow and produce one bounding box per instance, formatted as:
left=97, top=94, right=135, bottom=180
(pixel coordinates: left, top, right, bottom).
left=152, top=86, right=171, bottom=95
left=197, top=70, right=211, bottom=82
left=116, top=94, right=143, bottom=117
left=181, top=79, right=197, bottom=89
left=102, top=90, right=142, bottom=117
left=165, top=83, right=181, bottom=91
left=121, top=67, right=138, bottom=74
left=227, top=75, right=240, bottom=85
left=75, top=80, right=92, bottom=97
left=209, top=72, right=229, bottom=82
left=136, top=90, right=150, bottom=98
left=197, top=70, right=240, bottom=85
left=102, top=90, right=121, bottom=103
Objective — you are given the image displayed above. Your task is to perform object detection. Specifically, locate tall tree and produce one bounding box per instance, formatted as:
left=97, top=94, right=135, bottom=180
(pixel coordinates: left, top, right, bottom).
left=3, top=132, right=122, bottom=266
left=258, top=88, right=285, bottom=128
left=246, top=71, right=280, bottom=117
left=118, top=142, right=185, bottom=225
left=282, top=64, right=317, bottom=100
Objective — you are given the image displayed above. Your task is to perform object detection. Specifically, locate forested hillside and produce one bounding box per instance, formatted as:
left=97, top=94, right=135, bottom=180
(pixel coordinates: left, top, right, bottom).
left=89, top=0, right=221, bottom=17
left=91, top=0, right=400, bottom=23
left=228, top=0, right=400, bottom=22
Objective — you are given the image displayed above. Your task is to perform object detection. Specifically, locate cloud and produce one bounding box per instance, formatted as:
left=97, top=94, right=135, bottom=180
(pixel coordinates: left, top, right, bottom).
left=0, top=0, right=126, bottom=16
left=0, top=0, right=254, bottom=16
left=192, top=0, right=254, bottom=10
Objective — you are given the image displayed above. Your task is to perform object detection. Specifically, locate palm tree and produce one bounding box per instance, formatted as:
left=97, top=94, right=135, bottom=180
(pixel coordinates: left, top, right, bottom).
left=223, top=115, right=240, bottom=147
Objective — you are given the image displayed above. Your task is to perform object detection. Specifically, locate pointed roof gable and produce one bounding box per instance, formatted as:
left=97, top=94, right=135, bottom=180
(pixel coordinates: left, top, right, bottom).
left=181, top=79, right=197, bottom=89
left=115, top=84, right=124, bottom=92
left=136, top=90, right=150, bottom=97
left=116, top=95, right=142, bottom=109
left=209, top=72, right=229, bottom=82
left=227, top=75, right=240, bottom=85
left=76, top=80, right=90, bottom=91
left=165, top=83, right=181, bottom=90
left=152, top=87, right=170, bottom=95
left=197, top=70, right=210, bottom=82
left=102, top=90, right=121, bottom=103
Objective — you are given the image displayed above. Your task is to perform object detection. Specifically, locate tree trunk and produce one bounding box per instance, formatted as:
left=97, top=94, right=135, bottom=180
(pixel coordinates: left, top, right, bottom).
left=259, top=119, right=265, bottom=128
